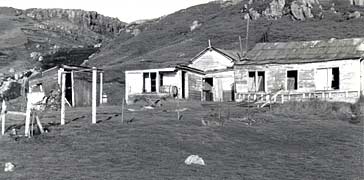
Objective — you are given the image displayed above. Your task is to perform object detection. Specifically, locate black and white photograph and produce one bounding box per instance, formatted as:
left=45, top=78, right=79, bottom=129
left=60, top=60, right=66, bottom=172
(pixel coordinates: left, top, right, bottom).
left=0, top=0, right=363, bottom=179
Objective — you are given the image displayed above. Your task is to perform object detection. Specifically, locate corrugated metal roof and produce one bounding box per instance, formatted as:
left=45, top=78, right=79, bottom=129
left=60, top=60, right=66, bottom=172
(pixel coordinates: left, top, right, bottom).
left=238, top=38, right=364, bottom=65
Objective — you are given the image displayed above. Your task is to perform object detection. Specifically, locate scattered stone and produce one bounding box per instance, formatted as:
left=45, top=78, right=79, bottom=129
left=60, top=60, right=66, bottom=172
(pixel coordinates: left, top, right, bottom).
left=184, top=155, right=205, bottom=166
left=143, top=106, right=154, bottom=110
left=4, top=162, right=15, bottom=172
left=190, top=20, right=202, bottom=31
left=347, top=11, right=361, bottom=19
left=175, top=108, right=188, bottom=112
left=249, top=8, right=261, bottom=20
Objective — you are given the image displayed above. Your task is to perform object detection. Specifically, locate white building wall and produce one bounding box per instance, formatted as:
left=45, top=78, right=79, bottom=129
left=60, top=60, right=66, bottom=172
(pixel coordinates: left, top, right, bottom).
left=125, top=71, right=144, bottom=102
left=162, top=72, right=179, bottom=87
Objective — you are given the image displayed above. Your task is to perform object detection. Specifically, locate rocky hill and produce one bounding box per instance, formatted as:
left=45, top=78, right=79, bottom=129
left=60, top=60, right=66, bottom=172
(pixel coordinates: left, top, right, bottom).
left=0, top=7, right=126, bottom=73
left=0, top=7, right=126, bottom=100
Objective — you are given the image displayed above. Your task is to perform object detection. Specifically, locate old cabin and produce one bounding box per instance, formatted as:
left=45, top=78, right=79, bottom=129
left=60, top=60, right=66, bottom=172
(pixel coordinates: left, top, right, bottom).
left=188, top=44, right=240, bottom=102
left=234, top=38, right=364, bottom=103
left=28, top=65, right=104, bottom=107
left=125, top=65, right=204, bottom=103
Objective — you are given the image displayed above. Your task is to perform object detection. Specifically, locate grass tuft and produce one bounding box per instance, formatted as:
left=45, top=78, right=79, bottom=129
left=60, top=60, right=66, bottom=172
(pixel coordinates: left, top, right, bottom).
left=270, top=99, right=356, bottom=121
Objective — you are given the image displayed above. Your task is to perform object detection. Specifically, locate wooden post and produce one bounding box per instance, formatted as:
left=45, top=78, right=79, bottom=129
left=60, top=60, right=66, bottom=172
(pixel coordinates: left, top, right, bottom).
left=35, top=112, right=44, bottom=134
left=61, top=73, right=66, bottom=125
left=92, top=67, right=97, bottom=124
left=121, top=98, right=124, bottom=123
left=25, top=96, right=31, bottom=137
left=281, top=94, right=284, bottom=103
left=99, top=72, right=103, bottom=105
left=1, top=100, right=6, bottom=135
left=177, top=99, right=180, bottom=120
left=31, top=112, right=34, bottom=137
left=218, top=99, right=221, bottom=122
left=71, top=71, right=75, bottom=107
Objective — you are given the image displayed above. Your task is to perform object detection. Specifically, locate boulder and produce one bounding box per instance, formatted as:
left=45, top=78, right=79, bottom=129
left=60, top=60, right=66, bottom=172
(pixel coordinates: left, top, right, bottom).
left=184, top=155, right=205, bottom=166
left=4, top=162, right=15, bottom=172
left=263, top=0, right=286, bottom=19
left=347, top=11, right=361, bottom=19
left=249, top=8, right=261, bottom=20
left=351, top=0, right=364, bottom=6
left=290, top=0, right=322, bottom=20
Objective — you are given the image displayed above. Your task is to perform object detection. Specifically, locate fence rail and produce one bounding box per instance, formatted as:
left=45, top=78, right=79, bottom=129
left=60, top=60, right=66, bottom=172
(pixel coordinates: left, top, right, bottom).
left=236, top=90, right=361, bottom=104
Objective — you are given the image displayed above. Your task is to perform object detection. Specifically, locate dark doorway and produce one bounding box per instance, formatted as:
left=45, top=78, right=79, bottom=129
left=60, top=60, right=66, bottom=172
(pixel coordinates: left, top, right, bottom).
left=151, top=72, right=156, bottom=92
left=203, top=78, right=213, bottom=101
left=287, top=70, right=298, bottom=90
left=182, top=71, right=186, bottom=98
left=65, top=71, right=73, bottom=106
left=331, top=67, right=340, bottom=90
left=143, top=73, right=149, bottom=92
left=257, top=71, right=265, bottom=92
left=159, top=73, right=164, bottom=87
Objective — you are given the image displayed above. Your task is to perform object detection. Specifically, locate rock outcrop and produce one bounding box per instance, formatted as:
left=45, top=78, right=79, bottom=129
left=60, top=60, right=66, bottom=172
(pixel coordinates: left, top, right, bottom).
left=262, top=0, right=286, bottom=19
left=24, top=8, right=126, bottom=36
left=350, top=0, right=364, bottom=6
left=290, top=0, right=323, bottom=20
left=243, top=0, right=326, bottom=20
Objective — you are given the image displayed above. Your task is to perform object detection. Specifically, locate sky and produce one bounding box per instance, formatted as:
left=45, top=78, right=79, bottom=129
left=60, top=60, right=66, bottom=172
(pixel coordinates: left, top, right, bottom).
left=0, top=0, right=214, bottom=22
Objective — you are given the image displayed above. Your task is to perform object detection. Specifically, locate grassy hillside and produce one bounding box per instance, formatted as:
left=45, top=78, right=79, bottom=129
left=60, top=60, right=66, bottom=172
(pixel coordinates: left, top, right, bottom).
left=88, top=0, right=364, bottom=104
left=0, top=102, right=362, bottom=179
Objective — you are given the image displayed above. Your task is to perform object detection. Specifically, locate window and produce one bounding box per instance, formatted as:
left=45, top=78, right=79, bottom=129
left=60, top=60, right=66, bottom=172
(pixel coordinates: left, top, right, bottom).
left=150, top=72, right=156, bottom=92
left=315, top=67, right=340, bottom=90
left=248, top=71, right=265, bottom=92
left=159, top=73, right=163, bottom=87
left=143, top=72, right=158, bottom=93
left=331, top=67, right=339, bottom=90
left=287, top=70, right=298, bottom=90
left=248, top=72, right=256, bottom=91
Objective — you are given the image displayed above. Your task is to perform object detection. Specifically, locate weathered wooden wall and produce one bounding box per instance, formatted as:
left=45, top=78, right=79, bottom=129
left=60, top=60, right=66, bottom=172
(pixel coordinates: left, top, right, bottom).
left=235, top=59, right=361, bottom=95
left=205, top=70, right=235, bottom=102
left=29, top=68, right=101, bottom=107
left=187, top=72, right=203, bottom=101
left=189, top=50, right=234, bottom=71
left=28, top=68, right=59, bottom=96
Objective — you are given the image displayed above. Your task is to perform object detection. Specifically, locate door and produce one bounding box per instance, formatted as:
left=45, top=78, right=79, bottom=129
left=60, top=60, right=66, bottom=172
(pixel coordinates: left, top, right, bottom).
left=182, top=71, right=186, bottom=98
left=203, top=78, right=213, bottom=101
left=65, top=71, right=73, bottom=106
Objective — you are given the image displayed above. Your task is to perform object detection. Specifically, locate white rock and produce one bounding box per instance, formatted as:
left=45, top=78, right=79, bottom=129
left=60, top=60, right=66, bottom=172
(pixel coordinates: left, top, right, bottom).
left=4, top=162, right=15, bottom=172
left=184, top=155, right=205, bottom=166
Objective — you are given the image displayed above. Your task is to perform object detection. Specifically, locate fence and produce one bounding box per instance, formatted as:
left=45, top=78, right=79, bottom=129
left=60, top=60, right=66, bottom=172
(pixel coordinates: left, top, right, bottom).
left=236, top=90, right=362, bottom=104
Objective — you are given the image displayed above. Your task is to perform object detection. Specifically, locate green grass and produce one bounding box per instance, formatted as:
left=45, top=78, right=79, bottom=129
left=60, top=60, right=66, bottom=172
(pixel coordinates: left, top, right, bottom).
left=0, top=101, right=362, bottom=179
